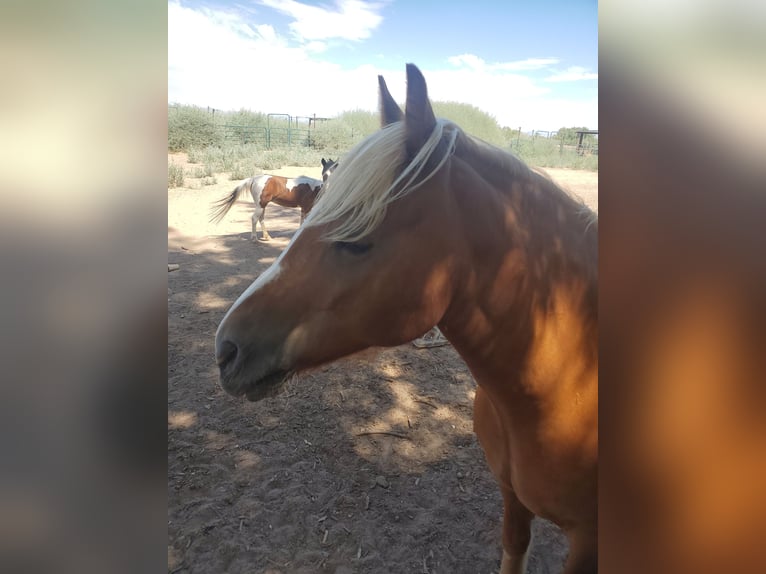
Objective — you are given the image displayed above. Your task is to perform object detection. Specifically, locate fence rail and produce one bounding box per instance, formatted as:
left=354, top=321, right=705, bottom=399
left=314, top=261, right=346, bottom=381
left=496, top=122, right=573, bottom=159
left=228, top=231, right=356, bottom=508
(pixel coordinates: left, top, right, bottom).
left=169, top=105, right=597, bottom=155
left=168, top=106, right=330, bottom=150
left=219, top=124, right=314, bottom=148
left=508, top=129, right=598, bottom=156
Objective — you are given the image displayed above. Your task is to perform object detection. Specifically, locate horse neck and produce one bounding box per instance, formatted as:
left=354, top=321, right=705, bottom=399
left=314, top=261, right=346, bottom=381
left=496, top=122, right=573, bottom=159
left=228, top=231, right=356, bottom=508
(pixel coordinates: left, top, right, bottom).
left=441, top=143, right=598, bottom=393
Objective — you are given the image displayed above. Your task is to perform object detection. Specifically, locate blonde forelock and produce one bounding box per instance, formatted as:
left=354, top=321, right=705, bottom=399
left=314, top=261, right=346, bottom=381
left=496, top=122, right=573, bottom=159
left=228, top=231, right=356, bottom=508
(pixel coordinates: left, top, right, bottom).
left=305, top=119, right=458, bottom=242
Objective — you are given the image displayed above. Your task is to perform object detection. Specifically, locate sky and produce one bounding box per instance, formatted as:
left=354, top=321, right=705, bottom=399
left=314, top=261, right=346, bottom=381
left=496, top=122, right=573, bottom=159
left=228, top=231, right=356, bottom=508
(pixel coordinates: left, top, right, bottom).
left=168, top=0, right=597, bottom=131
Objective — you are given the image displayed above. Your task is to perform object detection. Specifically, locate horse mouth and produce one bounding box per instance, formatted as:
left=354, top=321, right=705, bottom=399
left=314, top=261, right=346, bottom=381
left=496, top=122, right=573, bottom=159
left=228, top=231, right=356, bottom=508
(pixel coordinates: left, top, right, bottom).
left=244, top=370, right=291, bottom=401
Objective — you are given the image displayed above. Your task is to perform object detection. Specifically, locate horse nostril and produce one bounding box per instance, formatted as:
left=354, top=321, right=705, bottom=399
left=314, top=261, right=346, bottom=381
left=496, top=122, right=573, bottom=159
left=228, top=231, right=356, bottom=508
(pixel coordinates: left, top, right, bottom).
left=216, top=340, right=238, bottom=372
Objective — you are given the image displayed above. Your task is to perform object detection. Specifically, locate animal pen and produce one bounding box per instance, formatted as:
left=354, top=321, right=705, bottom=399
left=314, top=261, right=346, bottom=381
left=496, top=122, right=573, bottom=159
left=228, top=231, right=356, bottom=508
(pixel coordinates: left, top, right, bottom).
left=221, top=113, right=329, bottom=148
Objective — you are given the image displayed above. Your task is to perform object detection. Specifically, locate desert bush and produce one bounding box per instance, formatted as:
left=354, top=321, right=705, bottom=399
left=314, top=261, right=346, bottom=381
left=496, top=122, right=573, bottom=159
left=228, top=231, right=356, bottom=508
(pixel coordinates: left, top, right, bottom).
left=168, top=162, right=185, bottom=188
left=186, top=146, right=203, bottom=163
left=511, top=136, right=598, bottom=171
left=169, top=103, right=597, bottom=171
left=310, top=121, right=358, bottom=152
left=333, top=109, right=379, bottom=137
left=192, top=164, right=214, bottom=178
left=229, top=162, right=255, bottom=180
left=433, top=101, right=506, bottom=146
left=168, top=106, right=223, bottom=151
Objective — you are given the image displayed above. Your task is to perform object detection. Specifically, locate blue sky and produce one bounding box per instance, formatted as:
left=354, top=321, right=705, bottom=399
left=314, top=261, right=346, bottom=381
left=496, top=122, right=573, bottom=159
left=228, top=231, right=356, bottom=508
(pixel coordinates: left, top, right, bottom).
left=169, top=0, right=597, bottom=131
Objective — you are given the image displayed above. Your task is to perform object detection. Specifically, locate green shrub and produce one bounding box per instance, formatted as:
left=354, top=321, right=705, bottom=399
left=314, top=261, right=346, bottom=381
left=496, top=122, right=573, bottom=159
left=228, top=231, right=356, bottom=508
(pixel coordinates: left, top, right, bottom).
left=168, top=106, right=223, bottom=151
left=168, top=162, right=185, bottom=188
left=433, top=101, right=506, bottom=146
left=510, top=136, right=598, bottom=171
left=229, top=162, right=255, bottom=180
left=192, top=164, right=214, bottom=178
left=333, top=109, right=379, bottom=137
left=168, top=103, right=597, bottom=172
left=556, top=127, right=597, bottom=146
left=186, top=146, right=202, bottom=163
left=310, top=121, right=359, bottom=152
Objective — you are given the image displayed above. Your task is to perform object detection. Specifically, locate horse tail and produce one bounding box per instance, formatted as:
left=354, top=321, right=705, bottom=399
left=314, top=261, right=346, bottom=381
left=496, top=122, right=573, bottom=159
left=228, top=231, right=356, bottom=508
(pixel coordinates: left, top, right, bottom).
left=209, top=178, right=252, bottom=224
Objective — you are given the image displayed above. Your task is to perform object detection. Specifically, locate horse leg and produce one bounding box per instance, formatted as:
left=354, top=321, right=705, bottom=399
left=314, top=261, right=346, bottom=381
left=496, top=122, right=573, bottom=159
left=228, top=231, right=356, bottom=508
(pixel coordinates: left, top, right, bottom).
left=251, top=209, right=260, bottom=241
left=498, top=485, right=534, bottom=574
left=562, top=529, right=597, bottom=574
left=253, top=206, right=270, bottom=241
left=260, top=209, right=271, bottom=241
left=474, top=387, right=533, bottom=574
left=299, top=209, right=306, bottom=226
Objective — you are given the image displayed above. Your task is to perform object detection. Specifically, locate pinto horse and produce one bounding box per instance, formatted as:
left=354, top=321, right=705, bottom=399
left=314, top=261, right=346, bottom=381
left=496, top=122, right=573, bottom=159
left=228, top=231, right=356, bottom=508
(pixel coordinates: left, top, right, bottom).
left=215, top=64, right=598, bottom=573
left=210, top=173, right=323, bottom=241
left=321, top=157, right=338, bottom=182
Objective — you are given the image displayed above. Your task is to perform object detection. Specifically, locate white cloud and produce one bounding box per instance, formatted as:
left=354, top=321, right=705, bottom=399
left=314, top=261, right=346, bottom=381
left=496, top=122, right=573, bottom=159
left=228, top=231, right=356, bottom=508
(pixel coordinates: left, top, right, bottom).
left=168, top=4, right=597, bottom=131
left=448, top=54, right=560, bottom=72
left=424, top=70, right=596, bottom=130
left=545, top=66, right=598, bottom=82
left=168, top=1, right=381, bottom=116
left=496, top=57, right=562, bottom=71
left=304, top=40, right=328, bottom=53
left=255, top=24, right=278, bottom=42
left=447, top=53, right=486, bottom=70
left=437, top=55, right=595, bottom=128
left=258, top=0, right=385, bottom=41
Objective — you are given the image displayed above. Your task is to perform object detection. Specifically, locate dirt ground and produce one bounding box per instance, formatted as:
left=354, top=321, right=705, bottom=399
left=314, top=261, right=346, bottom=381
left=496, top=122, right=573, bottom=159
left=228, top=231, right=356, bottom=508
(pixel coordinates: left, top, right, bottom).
left=168, top=152, right=598, bottom=574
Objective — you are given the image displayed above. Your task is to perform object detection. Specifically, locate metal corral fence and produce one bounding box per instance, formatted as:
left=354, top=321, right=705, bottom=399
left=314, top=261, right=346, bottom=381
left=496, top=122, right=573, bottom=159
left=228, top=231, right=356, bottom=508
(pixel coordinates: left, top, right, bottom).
left=170, top=105, right=596, bottom=154
left=168, top=105, right=335, bottom=149
left=508, top=128, right=598, bottom=156
left=219, top=113, right=333, bottom=149
left=575, top=130, right=599, bottom=155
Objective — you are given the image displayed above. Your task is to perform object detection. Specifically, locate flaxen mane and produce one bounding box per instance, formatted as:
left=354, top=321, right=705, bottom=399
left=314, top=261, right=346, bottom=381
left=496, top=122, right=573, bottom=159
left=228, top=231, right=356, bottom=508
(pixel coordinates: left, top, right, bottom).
left=307, top=118, right=596, bottom=243
left=306, top=119, right=458, bottom=242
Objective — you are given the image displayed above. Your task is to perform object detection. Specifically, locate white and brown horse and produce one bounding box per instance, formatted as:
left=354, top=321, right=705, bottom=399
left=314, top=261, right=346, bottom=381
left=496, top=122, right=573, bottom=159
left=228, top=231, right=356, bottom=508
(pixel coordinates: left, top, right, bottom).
left=321, top=157, right=338, bottom=183
left=215, top=64, right=597, bottom=573
left=210, top=174, right=323, bottom=241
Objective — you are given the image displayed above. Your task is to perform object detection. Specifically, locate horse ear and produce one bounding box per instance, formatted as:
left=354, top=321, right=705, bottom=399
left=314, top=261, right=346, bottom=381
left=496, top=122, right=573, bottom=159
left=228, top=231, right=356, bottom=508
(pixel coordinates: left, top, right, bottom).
left=321, top=158, right=328, bottom=168
left=404, top=63, right=436, bottom=157
left=378, top=75, right=403, bottom=126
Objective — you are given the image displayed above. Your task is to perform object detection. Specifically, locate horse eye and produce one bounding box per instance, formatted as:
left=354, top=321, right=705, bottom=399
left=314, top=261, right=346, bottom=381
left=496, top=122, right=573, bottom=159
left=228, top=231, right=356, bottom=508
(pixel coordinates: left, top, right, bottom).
left=334, top=241, right=372, bottom=256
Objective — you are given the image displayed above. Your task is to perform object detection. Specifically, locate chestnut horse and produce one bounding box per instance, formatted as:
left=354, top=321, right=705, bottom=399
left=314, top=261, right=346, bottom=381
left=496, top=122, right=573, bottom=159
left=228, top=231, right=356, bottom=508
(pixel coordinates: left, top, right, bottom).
left=210, top=173, right=323, bottom=241
left=215, top=64, right=598, bottom=573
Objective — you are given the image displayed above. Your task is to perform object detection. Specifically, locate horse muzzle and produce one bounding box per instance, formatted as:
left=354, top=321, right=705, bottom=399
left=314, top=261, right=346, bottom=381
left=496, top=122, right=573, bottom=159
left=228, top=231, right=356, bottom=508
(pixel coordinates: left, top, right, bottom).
left=216, top=338, right=290, bottom=401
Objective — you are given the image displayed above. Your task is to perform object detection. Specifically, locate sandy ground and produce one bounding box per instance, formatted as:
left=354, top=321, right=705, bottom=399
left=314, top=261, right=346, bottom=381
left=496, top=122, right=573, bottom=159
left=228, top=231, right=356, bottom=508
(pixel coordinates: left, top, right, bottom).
left=168, top=153, right=597, bottom=573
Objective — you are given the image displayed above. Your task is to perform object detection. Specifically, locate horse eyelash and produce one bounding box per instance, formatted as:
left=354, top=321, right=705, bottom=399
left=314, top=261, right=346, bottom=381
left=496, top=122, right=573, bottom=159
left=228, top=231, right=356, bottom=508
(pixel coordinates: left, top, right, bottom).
left=334, top=241, right=372, bottom=255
